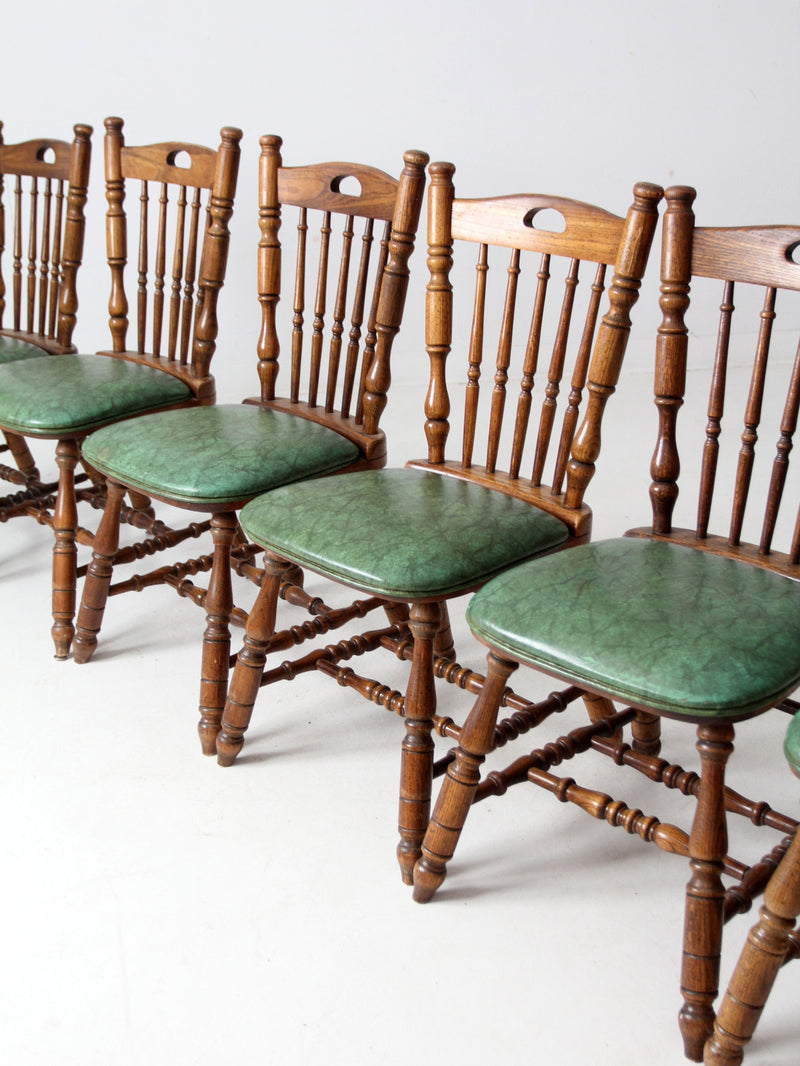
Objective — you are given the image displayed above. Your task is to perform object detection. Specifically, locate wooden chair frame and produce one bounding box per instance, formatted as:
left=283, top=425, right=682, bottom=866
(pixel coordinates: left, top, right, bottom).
left=71, top=136, right=429, bottom=755
left=412, top=186, right=800, bottom=1062
left=0, top=117, right=242, bottom=657
left=214, top=166, right=663, bottom=887
left=0, top=122, right=92, bottom=510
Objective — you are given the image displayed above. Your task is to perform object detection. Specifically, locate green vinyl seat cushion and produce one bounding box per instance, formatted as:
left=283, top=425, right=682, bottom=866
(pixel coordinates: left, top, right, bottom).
left=0, top=336, right=51, bottom=364
left=0, top=353, right=193, bottom=436
left=785, top=713, right=800, bottom=777
left=467, top=537, right=800, bottom=721
left=82, top=404, right=363, bottom=507
left=239, top=468, right=571, bottom=600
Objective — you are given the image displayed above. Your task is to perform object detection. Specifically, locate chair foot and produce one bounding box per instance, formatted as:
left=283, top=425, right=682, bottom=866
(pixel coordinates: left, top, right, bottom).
left=72, top=635, right=97, bottom=664
left=216, top=729, right=244, bottom=766
left=397, top=843, right=417, bottom=886
left=412, top=856, right=446, bottom=902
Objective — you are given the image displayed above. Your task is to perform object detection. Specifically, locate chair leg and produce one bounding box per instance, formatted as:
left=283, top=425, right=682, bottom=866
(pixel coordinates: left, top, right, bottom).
left=216, top=551, right=286, bottom=766
left=680, top=722, right=735, bottom=1061
left=704, top=826, right=800, bottom=1065
left=413, top=650, right=518, bottom=901
left=73, top=478, right=126, bottom=664
left=4, top=430, right=39, bottom=479
left=197, top=512, right=237, bottom=755
left=397, top=601, right=441, bottom=885
left=51, top=439, right=80, bottom=659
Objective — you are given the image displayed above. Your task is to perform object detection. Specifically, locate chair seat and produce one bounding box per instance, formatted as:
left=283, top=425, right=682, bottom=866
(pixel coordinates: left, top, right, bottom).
left=467, top=537, right=800, bottom=720
left=82, top=404, right=363, bottom=506
left=0, top=353, right=193, bottom=435
left=239, top=468, right=570, bottom=599
left=0, top=336, right=51, bottom=363
left=785, top=713, right=800, bottom=776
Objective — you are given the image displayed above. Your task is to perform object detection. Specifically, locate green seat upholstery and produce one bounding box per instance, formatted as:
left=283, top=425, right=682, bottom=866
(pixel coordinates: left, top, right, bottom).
left=0, top=336, right=51, bottom=364
left=0, top=353, right=193, bottom=435
left=467, top=537, right=800, bottom=720
left=240, top=467, right=570, bottom=600
left=785, top=713, right=800, bottom=776
left=82, top=404, right=363, bottom=507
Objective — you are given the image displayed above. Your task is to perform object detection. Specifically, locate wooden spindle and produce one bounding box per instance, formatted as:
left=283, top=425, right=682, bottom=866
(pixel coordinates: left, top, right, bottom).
left=104, top=117, right=128, bottom=352
left=341, top=217, right=373, bottom=419
left=355, top=222, right=389, bottom=425
left=462, top=243, right=489, bottom=469
left=729, top=286, right=775, bottom=546
left=167, top=183, right=187, bottom=359
left=13, top=174, right=22, bottom=330
left=308, top=210, right=331, bottom=407
left=256, top=135, right=282, bottom=403
left=761, top=335, right=800, bottom=553
left=509, top=252, right=548, bottom=479
left=180, top=188, right=202, bottom=364
left=26, top=175, right=37, bottom=332
left=136, top=180, right=149, bottom=353
left=532, top=257, right=579, bottom=485
left=290, top=206, right=307, bottom=403
left=423, top=162, right=455, bottom=463
left=37, top=176, right=52, bottom=336
left=697, top=280, right=734, bottom=537
left=486, top=247, right=520, bottom=473
left=47, top=178, right=64, bottom=337
left=552, top=262, right=605, bottom=494
left=152, top=181, right=168, bottom=356
left=325, top=215, right=354, bottom=412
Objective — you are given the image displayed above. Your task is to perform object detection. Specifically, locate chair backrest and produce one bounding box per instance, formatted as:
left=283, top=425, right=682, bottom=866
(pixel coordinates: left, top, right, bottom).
left=641, top=185, right=800, bottom=579
left=101, top=117, right=242, bottom=402
left=254, top=135, right=429, bottom=464
left=0, top=122, right=92, bottom=351
left=407, top=164, right=663, bottom=537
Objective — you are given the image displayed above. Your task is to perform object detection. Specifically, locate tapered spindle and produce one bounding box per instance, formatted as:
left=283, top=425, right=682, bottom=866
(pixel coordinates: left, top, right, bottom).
left=168, top=184, right=187, bottom=359
left=180, top=188, right=202, bottom=364
left=37, top=177, right=52, bottom=336
left=509, top=252, right=549, bottom=478
left=13, top=174, right=22, bottom=330
left=308, top=210, right=331, bottom=406
left=341, top=217, right=373, bottom=418
left=152, top=181, right=168, bottom=356
left=355, top=222, right=389, bottom=425
left=26, top=175, right=38, bottom=332
left=290, top=206, right=307, bottom=403
left=461, top=243, right=489, bottom=468
left=325, top=215, right=354, bottom=412
left=47, top=178, right=64, bottom=337
left=136, top=180, right=149, bottom=353
left=760, top=335, right=800, bottom=553
left=552, top=262, right=605, bottom=493
left=697, top=280, right=734, bottom=537
left=486, top=247, right=520, bottom=473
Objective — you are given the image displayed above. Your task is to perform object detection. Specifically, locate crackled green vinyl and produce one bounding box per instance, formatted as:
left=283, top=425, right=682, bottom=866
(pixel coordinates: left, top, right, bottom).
left=240, top=467, right=570, bottom=599
left=83, top=404, right=362, bottom=506
left=467, top=537, right=800, bottom=720
left=0, top=336, right=51, bottom=363
left=0, top=353, right=193, bottom=435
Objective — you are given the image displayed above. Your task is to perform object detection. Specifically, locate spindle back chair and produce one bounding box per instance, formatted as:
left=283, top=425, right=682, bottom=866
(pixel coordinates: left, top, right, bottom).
left=71, top=136, right=429, bottom=757
left=0, top=117, right=241, bottom=657
left=215, top=167, right=663, bottom=887
left=414, top=186, right=800, bottom=1062
left=0, top=122, right=91, bottom=494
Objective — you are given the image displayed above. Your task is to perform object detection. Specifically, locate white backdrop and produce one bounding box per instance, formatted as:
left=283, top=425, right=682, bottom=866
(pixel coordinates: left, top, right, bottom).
left=4, top=0, right=800, bottom=442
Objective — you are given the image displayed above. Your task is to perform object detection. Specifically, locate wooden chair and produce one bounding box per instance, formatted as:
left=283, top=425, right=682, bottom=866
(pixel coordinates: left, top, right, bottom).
left=704, top=712, right=800, bottom=1065
left=0, top=122, right=92, bottom=501
left=216, top=164, right=663, bottom=887
left=0, top=116, right=242, bottom=657
left=71, top=136, right=429, bottom=755
left=413, top=186, right=800, bottom=1061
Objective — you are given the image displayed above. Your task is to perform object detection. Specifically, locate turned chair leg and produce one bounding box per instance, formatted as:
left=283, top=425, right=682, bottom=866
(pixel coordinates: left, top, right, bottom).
left=396, top=601, right=442, bottom=885
left=680, top=723, right=735, bottom=1061
left=197, top=512, right=237, bottom=755
left=73, top=478, right=126, bottom=663
left=4, top=430, right=39, bottom=480
left=704, top=826, right=800, bottom=1065
left=216, top=551, right=287, bottom=766
left=413, top=651, right=518, bottom=901
left=51, top=438, right=80, bottom=659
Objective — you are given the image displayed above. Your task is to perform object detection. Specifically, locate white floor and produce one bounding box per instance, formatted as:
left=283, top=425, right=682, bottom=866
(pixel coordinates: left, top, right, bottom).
left=2, top=369, right=799, bottom=1066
